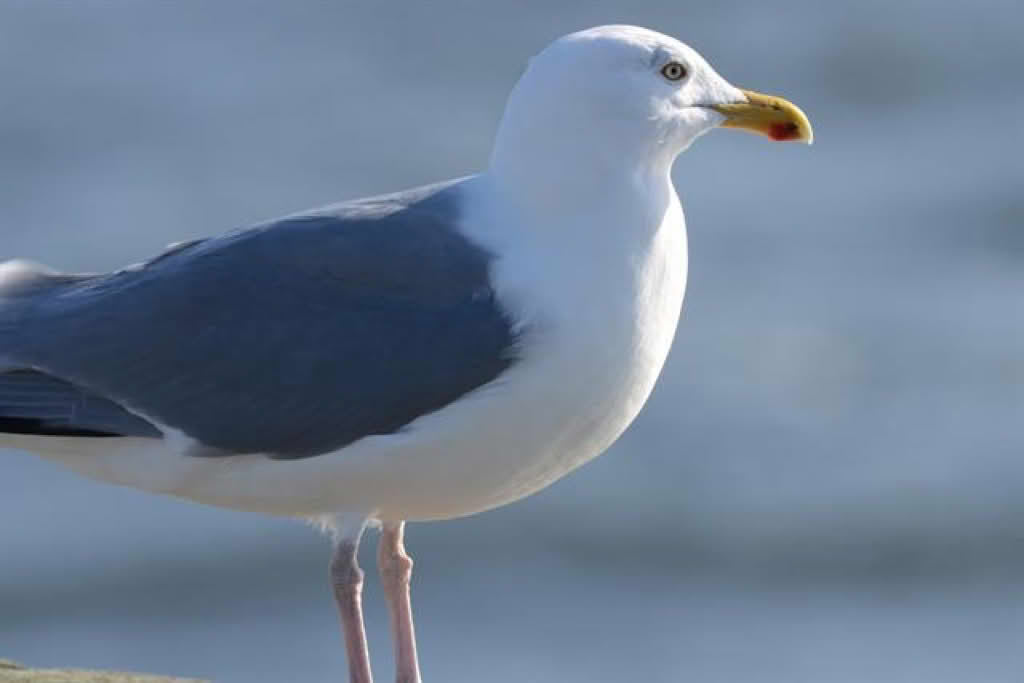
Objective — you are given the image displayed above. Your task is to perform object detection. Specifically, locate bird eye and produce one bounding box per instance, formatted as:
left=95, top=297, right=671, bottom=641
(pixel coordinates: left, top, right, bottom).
left=660, top=62, right=687, bottom=81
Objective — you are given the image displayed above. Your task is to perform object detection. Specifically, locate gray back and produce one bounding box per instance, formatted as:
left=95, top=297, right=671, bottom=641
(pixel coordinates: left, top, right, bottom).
left=1, top=179, right=521, bottom=458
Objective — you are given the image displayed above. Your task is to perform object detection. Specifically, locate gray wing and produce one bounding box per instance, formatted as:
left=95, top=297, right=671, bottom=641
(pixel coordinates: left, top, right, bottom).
left=0, top=179, right=520, bottom=458
left=0, top=369, right=161, bottom=438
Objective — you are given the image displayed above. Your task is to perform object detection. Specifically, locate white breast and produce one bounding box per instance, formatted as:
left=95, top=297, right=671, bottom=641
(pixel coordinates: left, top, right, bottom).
left=465, top=179, right=688, bottom=502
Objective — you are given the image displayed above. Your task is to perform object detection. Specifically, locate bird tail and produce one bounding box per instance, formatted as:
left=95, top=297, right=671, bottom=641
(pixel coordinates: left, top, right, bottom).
left=0, top=260, right=26, bottom=370
left=0, top=258, right=72, bottom=298
left=0, top=260, right=161, bottom=442
left=1, top=259, right=47, bottom=423
left=0, top=258, right=72, bottom=366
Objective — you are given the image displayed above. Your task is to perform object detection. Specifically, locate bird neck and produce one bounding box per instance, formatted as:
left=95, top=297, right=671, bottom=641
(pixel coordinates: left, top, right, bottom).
left=486, top=141, right=676, bottom=249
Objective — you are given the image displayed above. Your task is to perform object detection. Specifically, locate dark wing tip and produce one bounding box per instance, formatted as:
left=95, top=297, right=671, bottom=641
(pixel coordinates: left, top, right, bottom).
left=0, top=370, right=162, bottom=439
left=0, top=416, right=125, bottom=438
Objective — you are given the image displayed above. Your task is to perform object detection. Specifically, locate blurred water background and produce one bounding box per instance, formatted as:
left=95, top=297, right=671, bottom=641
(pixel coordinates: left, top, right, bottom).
left=1, top=1, right=1022, bottom=681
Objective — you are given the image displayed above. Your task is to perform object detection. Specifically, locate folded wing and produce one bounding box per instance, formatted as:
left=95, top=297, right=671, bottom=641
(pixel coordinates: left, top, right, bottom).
left=0, top=180, right=520, bottom=459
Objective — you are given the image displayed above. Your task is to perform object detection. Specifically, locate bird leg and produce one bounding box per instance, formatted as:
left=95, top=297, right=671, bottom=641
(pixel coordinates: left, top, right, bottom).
left=377, top=521, right=422, bottom=683
left=330, top=525, right=374, bottom=683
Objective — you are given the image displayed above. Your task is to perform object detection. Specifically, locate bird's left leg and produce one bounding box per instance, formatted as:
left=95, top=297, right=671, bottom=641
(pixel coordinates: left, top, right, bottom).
left=378, top=521, right=422, bottom=683
left=330, top=517, right=374, bottom=683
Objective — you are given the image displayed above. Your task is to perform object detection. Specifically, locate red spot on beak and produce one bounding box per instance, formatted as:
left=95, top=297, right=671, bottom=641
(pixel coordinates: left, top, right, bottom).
left=769, top=122, right=800, bottom=141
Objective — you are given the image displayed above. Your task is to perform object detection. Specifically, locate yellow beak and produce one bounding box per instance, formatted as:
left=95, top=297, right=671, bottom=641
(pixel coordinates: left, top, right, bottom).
left=710, top=89, right=813, bottom=144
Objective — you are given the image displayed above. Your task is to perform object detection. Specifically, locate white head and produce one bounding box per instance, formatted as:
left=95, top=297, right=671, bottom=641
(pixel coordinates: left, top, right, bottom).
left=489, top=26, right=811, bottom=194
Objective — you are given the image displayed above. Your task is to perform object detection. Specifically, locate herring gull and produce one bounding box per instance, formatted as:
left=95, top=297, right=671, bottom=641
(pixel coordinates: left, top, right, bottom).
left=0, top=24, right=812, bottom=683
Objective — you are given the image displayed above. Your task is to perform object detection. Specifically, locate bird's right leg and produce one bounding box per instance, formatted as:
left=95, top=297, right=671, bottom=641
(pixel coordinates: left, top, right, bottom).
left=330, top=518, right=374, bottom=683
left=377, top=521, right=421, bottom=683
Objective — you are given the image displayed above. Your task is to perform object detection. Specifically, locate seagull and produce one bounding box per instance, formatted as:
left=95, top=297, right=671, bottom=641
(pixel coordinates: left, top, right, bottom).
left=0, top=25, right=811, bottom=683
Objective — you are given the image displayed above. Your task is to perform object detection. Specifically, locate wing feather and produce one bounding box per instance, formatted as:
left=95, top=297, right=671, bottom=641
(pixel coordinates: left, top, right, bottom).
left=0, top=369, right=161, bottom=438
left=1, top=180, right=520, bottom=458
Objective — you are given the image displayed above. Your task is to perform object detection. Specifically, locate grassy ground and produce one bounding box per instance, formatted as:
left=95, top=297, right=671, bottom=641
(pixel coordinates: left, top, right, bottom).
left=0, top=660, right=205, bottom=683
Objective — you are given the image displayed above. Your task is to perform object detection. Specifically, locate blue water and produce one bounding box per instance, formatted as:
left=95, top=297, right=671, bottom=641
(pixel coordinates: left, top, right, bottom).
left=2, top=2, right=1022, bottom=681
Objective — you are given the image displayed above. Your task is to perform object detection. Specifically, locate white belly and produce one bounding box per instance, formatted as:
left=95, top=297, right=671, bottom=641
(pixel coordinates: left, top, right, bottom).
left=14, top=187, right=688, bottom=523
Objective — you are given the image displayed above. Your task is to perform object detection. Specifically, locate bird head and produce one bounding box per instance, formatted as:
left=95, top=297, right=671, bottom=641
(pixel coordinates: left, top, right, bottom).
left=491, top=25, right=812, bottom=179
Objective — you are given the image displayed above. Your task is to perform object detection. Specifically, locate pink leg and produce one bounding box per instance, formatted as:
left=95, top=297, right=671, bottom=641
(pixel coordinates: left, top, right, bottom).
left=377, top=521, right=422, bottom=683
left=330, top=527, right=374, bottom=683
